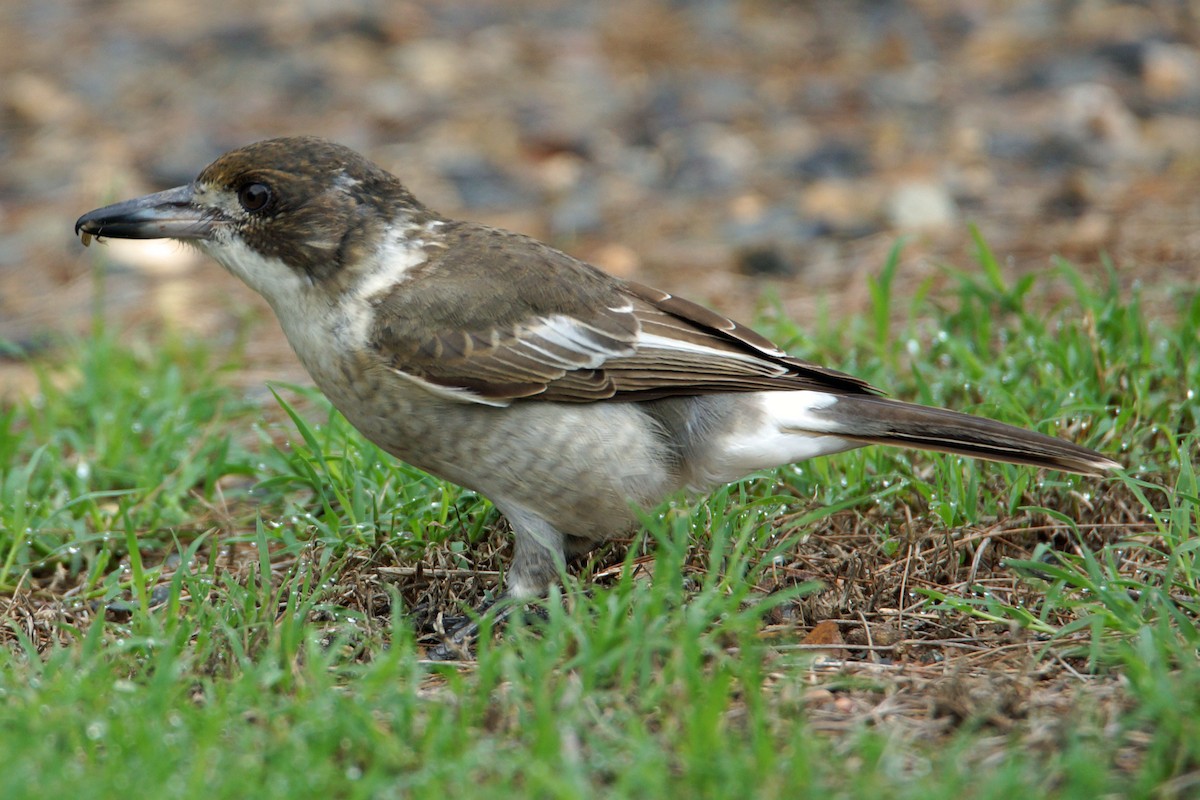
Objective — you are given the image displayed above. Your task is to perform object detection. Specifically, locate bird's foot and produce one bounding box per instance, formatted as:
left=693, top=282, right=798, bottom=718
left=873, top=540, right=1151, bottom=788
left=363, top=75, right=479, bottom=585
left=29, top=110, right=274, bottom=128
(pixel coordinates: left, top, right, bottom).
left=426, top=595, right=551, bottom=660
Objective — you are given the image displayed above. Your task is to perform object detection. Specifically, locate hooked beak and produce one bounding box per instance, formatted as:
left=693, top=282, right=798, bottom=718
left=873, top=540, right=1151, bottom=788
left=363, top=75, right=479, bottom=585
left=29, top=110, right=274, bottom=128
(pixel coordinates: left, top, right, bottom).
left=75, top=185, right=216, bottom=244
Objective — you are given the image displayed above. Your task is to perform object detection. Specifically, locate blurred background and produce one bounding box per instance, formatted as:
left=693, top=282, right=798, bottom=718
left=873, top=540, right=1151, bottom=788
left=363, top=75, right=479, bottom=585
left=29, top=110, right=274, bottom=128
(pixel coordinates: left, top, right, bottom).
left=2, top=0, right=1198, bottom=390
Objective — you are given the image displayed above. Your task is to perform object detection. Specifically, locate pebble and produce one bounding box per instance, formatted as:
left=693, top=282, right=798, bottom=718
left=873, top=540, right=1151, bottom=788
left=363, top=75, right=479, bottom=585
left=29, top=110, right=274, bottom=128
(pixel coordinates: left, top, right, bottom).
left=1059, top=83, right=1146, bottom=164
left=550, top=178, right=605, bottom=238
left=800, top=180, right=882, bottom=234
left=792, top=141, right=872, bottom=181
left=735, top=246, right=798, bottom=278
left=1143, top=42, right=1200, bottom=101
left=440, top=155, right=535, bottom=210
left=887, top=181, right=958, bottom=232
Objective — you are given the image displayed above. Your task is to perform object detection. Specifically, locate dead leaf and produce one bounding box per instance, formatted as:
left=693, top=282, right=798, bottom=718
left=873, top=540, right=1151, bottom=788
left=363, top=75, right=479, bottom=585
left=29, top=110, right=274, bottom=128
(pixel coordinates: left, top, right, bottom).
left=802, top=620, right=847, bottom=659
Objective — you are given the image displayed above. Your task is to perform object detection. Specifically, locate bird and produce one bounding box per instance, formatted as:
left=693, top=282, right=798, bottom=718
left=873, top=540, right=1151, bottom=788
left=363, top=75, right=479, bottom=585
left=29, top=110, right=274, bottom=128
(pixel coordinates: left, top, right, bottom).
left=76, top=136, right=1118, bottom=651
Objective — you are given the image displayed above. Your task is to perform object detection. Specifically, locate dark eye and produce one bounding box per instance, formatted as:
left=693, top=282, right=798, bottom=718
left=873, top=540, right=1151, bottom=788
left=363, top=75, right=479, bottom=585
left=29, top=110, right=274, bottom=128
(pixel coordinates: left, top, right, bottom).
left=237, top=182, right=272, bottom=213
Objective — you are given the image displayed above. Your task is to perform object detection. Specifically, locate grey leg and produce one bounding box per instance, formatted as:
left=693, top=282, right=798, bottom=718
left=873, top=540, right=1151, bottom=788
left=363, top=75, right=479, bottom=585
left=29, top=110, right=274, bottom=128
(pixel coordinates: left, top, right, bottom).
left=427, top=504, right=565, bottom=660
left=501, top=504, right=567, bottom=600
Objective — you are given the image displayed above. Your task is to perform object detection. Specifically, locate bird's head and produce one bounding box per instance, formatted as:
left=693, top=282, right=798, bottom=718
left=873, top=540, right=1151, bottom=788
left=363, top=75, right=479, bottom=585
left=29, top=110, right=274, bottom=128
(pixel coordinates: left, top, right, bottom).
left=75, top=137, right=434, bottom=298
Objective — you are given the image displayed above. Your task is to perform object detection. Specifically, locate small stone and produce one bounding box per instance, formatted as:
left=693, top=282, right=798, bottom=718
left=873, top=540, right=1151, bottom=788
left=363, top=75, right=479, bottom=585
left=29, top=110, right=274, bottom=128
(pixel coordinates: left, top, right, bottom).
left=550, top=180, right=604, bottom=238
left=1060, top=83, right=1144, bottom=162
left=440, top=155, right=534, bottom=210
left=588, top=243, right=640, bottom=278
left=1065, top=210, right=1113, bottom=250
left=1143, top=42, right=1200, bottom=100
left=791, top=140, right=871, bottom=180
left=736, top=246, right=797, bottom=278
left=104, top=238, right=205, bottom=277
left=887, top=181, right=958, bottom=231
left=5, top=73, right=81, bottom=126
left=1041, top=171, right=1094, bottom=219
left=393, top=39, right=467, bottom=92
left=800, top=179, right=881, bottom=233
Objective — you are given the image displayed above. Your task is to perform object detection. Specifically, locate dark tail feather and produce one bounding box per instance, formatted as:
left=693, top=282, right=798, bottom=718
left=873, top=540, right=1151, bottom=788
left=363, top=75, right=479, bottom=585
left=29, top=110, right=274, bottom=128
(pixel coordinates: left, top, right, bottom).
left=818, top=395, right=1119, bottom=476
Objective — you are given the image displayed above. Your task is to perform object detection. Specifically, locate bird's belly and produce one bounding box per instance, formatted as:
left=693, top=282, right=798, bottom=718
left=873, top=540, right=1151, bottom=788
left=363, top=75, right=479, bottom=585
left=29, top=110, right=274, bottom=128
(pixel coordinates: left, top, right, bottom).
left=299, top=355, right=678, bottom=541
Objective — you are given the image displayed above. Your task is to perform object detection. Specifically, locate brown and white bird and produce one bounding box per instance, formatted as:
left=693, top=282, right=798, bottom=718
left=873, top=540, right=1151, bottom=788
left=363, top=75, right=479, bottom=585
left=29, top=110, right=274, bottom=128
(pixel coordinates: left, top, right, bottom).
left=76, top=136, right=1117, bottom=627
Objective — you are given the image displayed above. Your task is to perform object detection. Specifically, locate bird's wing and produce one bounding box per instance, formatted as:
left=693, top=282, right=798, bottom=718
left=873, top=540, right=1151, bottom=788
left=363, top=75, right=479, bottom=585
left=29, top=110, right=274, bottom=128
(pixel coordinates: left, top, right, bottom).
left=367, top=225, right=878, bottom=406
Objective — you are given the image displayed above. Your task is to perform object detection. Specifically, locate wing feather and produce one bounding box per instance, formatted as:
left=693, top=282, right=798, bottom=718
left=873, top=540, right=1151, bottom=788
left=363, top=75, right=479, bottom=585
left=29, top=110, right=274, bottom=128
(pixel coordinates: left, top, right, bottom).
left=367, top=223, right=878, bottom=405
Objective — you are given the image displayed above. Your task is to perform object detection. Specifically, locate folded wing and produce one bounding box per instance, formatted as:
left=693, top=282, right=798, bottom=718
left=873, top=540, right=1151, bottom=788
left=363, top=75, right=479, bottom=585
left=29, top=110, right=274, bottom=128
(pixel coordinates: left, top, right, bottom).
left=367, top=225, right=876, bottom=405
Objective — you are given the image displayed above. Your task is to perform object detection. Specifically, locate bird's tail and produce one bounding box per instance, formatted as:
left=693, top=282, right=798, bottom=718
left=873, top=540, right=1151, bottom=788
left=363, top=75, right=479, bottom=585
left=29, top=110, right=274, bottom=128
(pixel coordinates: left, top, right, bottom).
left=793, top=393, right=1118, bottom=476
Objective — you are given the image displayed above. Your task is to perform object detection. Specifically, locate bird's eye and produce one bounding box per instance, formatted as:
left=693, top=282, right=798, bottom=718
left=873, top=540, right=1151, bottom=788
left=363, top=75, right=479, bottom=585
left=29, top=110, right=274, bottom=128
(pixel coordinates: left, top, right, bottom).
left=237, top=182, right=273, bottom=213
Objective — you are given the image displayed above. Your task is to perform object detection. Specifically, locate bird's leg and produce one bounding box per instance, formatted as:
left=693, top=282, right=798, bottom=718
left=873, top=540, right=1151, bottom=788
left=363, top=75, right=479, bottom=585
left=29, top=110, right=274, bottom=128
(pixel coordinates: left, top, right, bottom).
left=503, top=507, right=567, bottom=600
left=427, top=507, right=565, bottom=660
